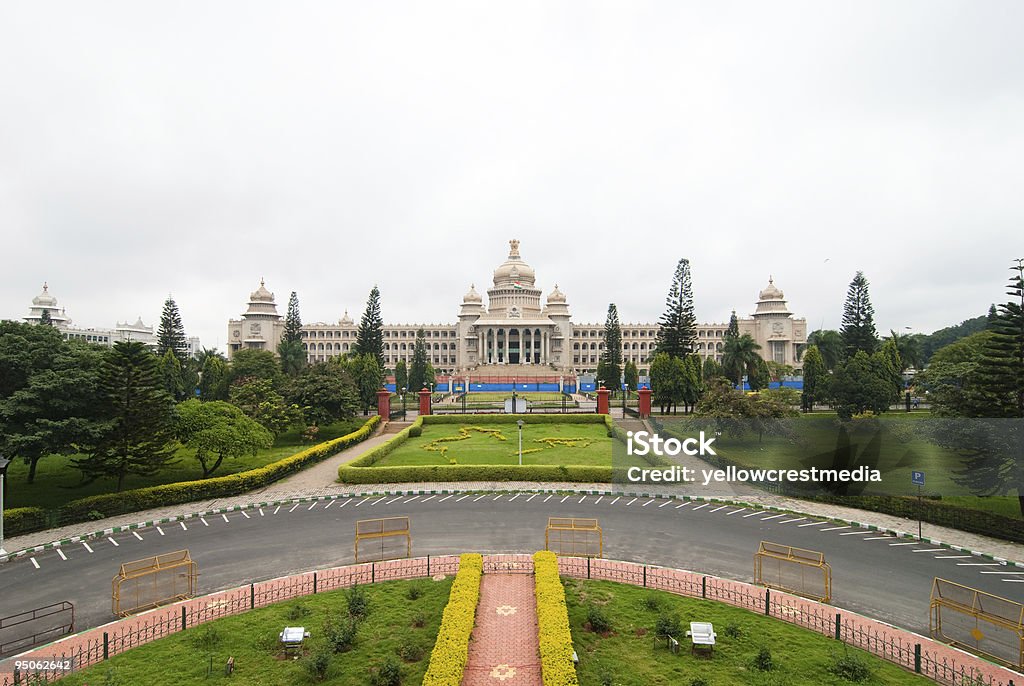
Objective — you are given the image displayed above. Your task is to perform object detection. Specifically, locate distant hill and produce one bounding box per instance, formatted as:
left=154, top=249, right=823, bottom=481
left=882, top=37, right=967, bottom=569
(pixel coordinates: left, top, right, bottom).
left=918, top=309, right=993, bottom=364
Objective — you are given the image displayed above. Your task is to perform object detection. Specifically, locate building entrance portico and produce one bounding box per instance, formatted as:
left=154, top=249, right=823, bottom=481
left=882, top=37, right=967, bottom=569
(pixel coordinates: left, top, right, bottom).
left=481, top=326, right=552, bottom=365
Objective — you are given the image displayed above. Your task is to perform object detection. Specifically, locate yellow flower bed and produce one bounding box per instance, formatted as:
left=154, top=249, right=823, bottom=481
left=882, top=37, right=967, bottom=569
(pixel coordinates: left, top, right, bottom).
left=422, top=553, right=483, bottom=686
left=421, top=426, right=508, bottom=458
left=534, top=551, right=580, bottom=686
left=534, top=437, right=593, bottom=448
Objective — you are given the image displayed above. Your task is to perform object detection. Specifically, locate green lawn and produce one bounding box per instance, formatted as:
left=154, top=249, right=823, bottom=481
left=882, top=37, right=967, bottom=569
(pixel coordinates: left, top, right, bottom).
left=566, top=579, right=931, bottom=686
left=5, top=418, right=367, bottom=510
left=56, top=577, right=451, bottom=686
left=377, top=422, right=639, bottom=467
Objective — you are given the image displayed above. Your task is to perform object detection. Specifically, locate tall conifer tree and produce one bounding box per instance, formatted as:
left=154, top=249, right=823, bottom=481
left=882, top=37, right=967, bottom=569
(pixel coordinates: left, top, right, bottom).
left=278, top=291, right=306, bottom=376
left=157, top=296, right=188, bottom=363
left=355, top=286, right=385, bottom=368
left=599, top=304, right=623, bottom=391
left=840, top=272, right=878, bottom=358
left=655, top=258, right=698, bottom=359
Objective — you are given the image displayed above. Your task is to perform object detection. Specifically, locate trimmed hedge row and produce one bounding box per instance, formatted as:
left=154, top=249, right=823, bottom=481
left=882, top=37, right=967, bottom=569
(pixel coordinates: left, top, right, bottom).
left=4, top=507, right=51, bottom=535
left=422, top=552, right=483, bottom=686
left=534, top=551, right=579, bottom=686
left=6, top=416, right=380, bottom=538
left=338, top=414, right=623, bottom=484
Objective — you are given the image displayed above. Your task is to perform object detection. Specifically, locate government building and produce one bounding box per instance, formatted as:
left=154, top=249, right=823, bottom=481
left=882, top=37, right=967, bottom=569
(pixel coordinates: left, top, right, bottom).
left=227, top=240, right=807, bottom=378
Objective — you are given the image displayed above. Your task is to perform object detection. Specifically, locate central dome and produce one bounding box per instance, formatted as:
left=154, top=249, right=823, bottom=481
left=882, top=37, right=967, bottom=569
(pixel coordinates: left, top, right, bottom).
left=492, top=239, right=536, bottom=288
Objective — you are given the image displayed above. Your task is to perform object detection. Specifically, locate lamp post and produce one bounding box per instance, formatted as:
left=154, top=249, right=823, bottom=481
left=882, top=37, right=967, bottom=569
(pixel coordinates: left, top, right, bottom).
left=401, top=387, right=407, bottom=420
left=0, top=456, right=10, bottom=555
left=516, top=420, right=524, bottom=466
left=512, top=389, right=517, bottom=415
left=621, top=369, right=627, bottom=415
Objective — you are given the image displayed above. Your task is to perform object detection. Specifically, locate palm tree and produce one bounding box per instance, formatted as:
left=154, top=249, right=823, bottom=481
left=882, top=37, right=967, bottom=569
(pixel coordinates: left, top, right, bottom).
left=722, top=334, right=762, bottom=388
left=807, top=330, right=843, bottom=370
left=888, top=330, right=921, bottom=371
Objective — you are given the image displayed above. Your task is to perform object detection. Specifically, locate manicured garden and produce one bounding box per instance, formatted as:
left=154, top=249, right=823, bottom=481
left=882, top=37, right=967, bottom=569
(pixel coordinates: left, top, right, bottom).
left=56, top=577, right=452, bottom=686
left=458, top=392, right=566, bottom=403
left=565, top=579, right=931, bottom=686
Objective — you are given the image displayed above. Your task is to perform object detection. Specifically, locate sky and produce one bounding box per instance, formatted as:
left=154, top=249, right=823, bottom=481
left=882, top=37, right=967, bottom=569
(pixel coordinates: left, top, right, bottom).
left=1, top=1, right=1021, bottom=350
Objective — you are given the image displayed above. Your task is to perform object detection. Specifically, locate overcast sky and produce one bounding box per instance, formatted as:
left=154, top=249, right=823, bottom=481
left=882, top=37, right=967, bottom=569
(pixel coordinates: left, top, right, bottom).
left=2, top=2, right=1021, bottom=350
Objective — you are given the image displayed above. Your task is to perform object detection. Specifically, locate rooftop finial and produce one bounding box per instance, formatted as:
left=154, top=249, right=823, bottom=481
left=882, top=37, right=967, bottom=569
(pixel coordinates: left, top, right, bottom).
left=769, top=274, right=773, bottom=284
left=509, top=238, right=520, bottom=258
left=43, top=281, right=48, bottom=292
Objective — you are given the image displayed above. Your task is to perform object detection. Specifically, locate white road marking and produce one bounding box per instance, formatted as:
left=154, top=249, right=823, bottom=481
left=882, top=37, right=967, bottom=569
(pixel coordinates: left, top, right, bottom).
left=862, top=536, right=889, bottom=540
left=544, top=495, right=553, bottom=503
left=421, top=495, right=435, bottom=502
left=274, top=506, right=281, bottom=514
left=493, top=495, right=503, bottom=501
left=355, top=498, right=368, bottom=507
left=386, top=497, right=403, bottom=505
left=324, top=500, right=335, bottom=509
left=308, top=502, right=318, bottom=510
left=957, top=563, right=1002, bottom=566
left=626, top=498, right=637, bottom=506
left=241, top=510, right=250, bottom=518
left=475, top=495, right=486, bottom=502
left=222, top=514, right=229, bottom=522
left=934, top=555, right=972, bottom=559
left=821, top=526, right=850, bottom=532
left=527, top=494, right=537, bottom=502
left=180, top=521, right=188, bottom=531
left=675, top=502, right=688, bottom=509
left=339, top=499, right=351, bottom=508
left=742, top=511, right=762, bottom=518
left=289, top=504, right=300, bottom=512
left=660, top=501, right=673, bottom=508
left=372, top=497, right=387, bottom=506
left=579, top=496, right=586, bottom=504
left=981, top=571, right=1024, bottom=574
left=404, top=496, right=419, bottom=504
left=30, top=558, right=39, bottom=569
left=56, top=549, right=67, bottom=561
left=510, top=494, right=520, bottom=502
left=839, top=530, right=873, bottom=536
left=595, top=496, right=602, bottom=504
left=692, top=503, right=709, bottom=511
left=107, top=537, right=119, bottom=547
left=82, top=541, right=94, bottom=553
left=642, top=500, right=655, bottom=507
left=798, top=521, right=826, bottom=527
left=439, top=495, right=453, bottom=503
left=761, top=514, right=784, bottom=521
left=456, top=495, right=471, bottom=502
left=610, top=497, right=620, bottom=505
left=708, top=505, right=727, bottom=513
left=133, top=531, right=143, bottom=541
left=157, top=527, right=165, bottom=536
left=201, top=517, right=209, bottom=526
left=726, top=508, right=745, bottom=515
left=561, top=496, right=570, bottom=503
left=259, top=508, right=265, bottom=516
left=911, top=549, right=946, bottom=553
left=889, top=542, right=918, bottom=546
left=778, top=517, right=805, bottom=524
left=1001, top=579, right=1024, bottom=583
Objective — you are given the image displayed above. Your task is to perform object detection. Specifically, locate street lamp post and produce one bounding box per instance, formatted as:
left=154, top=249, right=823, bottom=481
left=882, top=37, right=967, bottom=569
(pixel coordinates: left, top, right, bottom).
left=512, top=389, right=517, bottom=415
left=401, top=387, right=407, bottom=420
left=621, top=370, right=627, bottom=415
left=0, top=456, right=11, bottom=555
left=516, top=420, right=524, bottom=466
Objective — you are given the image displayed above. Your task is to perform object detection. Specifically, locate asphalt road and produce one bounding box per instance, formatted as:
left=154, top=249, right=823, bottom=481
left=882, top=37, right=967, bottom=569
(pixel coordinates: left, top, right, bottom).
left=1, top=492, right=1022, bottom=641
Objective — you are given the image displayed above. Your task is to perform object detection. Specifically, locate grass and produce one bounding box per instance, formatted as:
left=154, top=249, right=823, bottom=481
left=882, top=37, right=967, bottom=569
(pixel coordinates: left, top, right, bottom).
left=376, top=422, right=649, bottom=468
left=57, top=577, right=452, bottom=686
left=565, top=579, right=931, bottom=686
left=5, top=418, right=367, bottom=510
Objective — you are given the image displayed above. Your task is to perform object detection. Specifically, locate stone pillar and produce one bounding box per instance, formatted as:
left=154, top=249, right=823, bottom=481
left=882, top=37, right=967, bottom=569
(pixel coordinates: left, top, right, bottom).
left=597, top=387, right=611, bottom=415
left=638, top=387, right=652, bottom=419
left=376, top=389, right=391, bottom=418
left=503, top=329, right=509, bottom=364
left=419, top=387, right=432, bottom=416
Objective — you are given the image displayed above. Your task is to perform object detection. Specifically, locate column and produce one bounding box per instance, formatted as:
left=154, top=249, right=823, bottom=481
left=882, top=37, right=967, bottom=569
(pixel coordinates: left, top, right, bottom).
left=503, top=329, right=509, bottom=364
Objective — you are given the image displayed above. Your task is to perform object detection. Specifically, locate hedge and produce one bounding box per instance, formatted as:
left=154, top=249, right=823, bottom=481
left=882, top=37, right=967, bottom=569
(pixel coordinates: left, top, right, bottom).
left=4, top=507, right=51, bottom=535
left=422, top=553, right=483, bottom=686
left=338, top=414, right=628, bottom=484
left=6, top=416, right=380, bottom=538
left=534, top=551, right=579, bottom=686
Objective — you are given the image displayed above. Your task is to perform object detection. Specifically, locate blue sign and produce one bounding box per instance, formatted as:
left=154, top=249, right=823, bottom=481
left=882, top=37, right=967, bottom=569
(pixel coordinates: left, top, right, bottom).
left=911, top=471, right=925, bottom=487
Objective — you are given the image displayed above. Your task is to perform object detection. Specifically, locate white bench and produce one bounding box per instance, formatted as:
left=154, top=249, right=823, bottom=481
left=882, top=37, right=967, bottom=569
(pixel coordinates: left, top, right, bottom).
left=685, top=622, right=716, bottom=654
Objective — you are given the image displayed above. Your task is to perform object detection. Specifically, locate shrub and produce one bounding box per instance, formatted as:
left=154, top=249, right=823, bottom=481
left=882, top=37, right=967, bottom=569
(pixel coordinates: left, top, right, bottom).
left=641, top=594, right=662, bottom=612
left=396, top=635, right=425, bottom=662
left=586, top=604, right=612, bottom=633
left=324, top=616, right=358, bottom=653
left=689, top=679, right=709, bottom=686
left=411, top=611, right=426, bottom=628
left=598, top=672, right=615, bottom=686
left=534, top=551, right=580, bottom=686
left=3, top=507, right=51, bottom=537
left=752, top=646, right=775, bottom=671
left=301, top=647, right=331, bottom=682
left=421, top=553, right=483, bottom=685
left=347, top=584, right=370, bottom=619
left=723, top=623, right=742, bottom=639
left=372, top=657, right=403, bottom=686
left=409, top=425, right=423, bottom=437
left=827, top=648, right=872, bottom=682
left=654, top=614, right=681, bottom=639
left=287, top=602, right=311, bottom=621
left=186, top=624, right=223, bottom=653
left=406, top=583, right=424, bottom=600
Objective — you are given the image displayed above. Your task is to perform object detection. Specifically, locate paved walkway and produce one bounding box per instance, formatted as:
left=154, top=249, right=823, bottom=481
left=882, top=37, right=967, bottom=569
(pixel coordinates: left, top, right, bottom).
left=463, top=574, right=541, bottom=685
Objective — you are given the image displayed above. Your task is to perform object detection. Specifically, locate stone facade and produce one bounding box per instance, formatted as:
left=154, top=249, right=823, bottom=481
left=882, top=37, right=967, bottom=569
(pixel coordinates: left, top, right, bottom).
left=227, top=240, right=808, bottom=374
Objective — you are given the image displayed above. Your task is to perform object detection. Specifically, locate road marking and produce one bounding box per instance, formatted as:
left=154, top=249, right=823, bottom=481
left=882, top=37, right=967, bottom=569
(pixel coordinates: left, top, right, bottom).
left=30, top=558, right=40, bottom=569
left=56, top=549, right=67, bottom=561
left=259, top=508, right=265, bottom=516
left=439, top=495, right=453, bottom=503
left=911, top=549, right=946, bottom=553
left=355, top=499, right=368, bottom=507
left=743, top=511, right=762, bottom=518
left=839, top=530, right=872, bottom=536
left=1001, top=579, right=1024, bottom=583
left=544, top=495, right=553, bottom=503
left=201, top=518, right=209, bottom=526
left=863, top=536, right=890, bottom=541
left=778, top=517, right=804, bottom=524
left=493, top=495, right=503, bottom=501
left=180, top=522, right=188, bottom=531
left=422, top=495, right=435, bottom=502
left=626, top=498, right=637, bottom=506
left=692, top=503, right=709, bottom=511
left=510, top=494, right=520, bottom=502
left=107, top=537, right=119, bottom=547
left=475, top=495, right=486, bottom=502
left=957, top=563, right=1002, bottom=566
left=289, top=504, right=300, bottom=512
left=726, top=508, right=745, bottom=515
left=675, top=502, right=688, bottom=509
left=595, top=496, right=602, bottom=504
left=761, top=514, right=784, bottom=521
left=579, top=496, right=586, bottom=504
left=935, top=555, right=972, bottom=559
left=274, top=506, right=281, bottom=515
left=385, top=497, right=402, bottom=505
left=981, top=571, right=1023, bottom=575
left=157, top=527, right=165, bottom=536
left=610, top=497, right=620, bottom=505
left=372, top=497, right=388, bottom=505
left=457, top=495, right=471, bottom=502
left=404, top=496, right=419, bottom=504
left=308, top=502, right=318, bottom=510
left=133, top=531, right=143, bottom=541
left=708, top=505, right=727, bottom=513
left=889, top=542, right=919, bottom=546
left=526, top=494, right=537, bottom=502
left=820, top=526, right=850, bottom=532
left=798, top=521, right=826, bottom=527
left=660, top=501, right=673, bottom=508
left=82, top=541, right=94, bottom=553
left=324, top=501, right=334, bottom=510
left=339, top=499, right=351, bottom=508
left=561, top=496, right=570, bottom=503
left=241, top=510, right=250, bottom=518
left=642, top=500, right=655, bottom=507
left=222, top=514, right=229, bottom=522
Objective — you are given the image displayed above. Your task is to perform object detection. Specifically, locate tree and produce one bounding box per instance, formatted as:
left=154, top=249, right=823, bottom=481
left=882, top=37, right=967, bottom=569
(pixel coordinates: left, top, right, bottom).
left=807, top=330, right=843, bottom=371
left=748, top=357, right=771, bottom=392
left=73, top=341, right=177, bottom=491
left=623, top=360, right=639, bottom=392
left=176, top=399, right=273, bottom=477
left=228, top=349, right=283, bottom=388
left=0, top=341, right=106, bottom=483
left=974, top=259, right=1024, bottom=417
left=887, top=330, right=921, bottom=371
left=0, top=320, right=65, bottom=398
left=157, top=296, right=189, bottom=363
left=679, top=354, right=703, bottom=413
left=878, top=337, right=905, bottom=400
left=285, top=363, right=359, bottom=427
left=354, top=286, right=385, bottom=369
left=408, top=329, right=428, bottom=391
left=721, top=334, right=762, bottom=388
left=278, top=291, right=306, bottom=377
left=916, top=331, right=994, bottom=417
left=159, top=349, right=187, bottom=401
left=599, top=304, right=623, bottom=392
left=840, top=272, right=878, bottom=358
left=229, top=377, right=301, bottom=436
left=702, top=356, right=724, bottom=381
left=655, top=258, right=697, bottom=359
left=726, top=311, right=739, bottom=339
left=830, top=351, right=896, bottom=420
left=198, top=354, right=229, bottom=401
left=394, top=360, right=408, bottom=393
left=766, top=361, right=794, bottom=382
left=425, top=362, right=436, bottom=390
left=39, top=309, right=52, bottom=326
left=337, top=353, right=385, bottom=415
left=650, top=353, right=679, bottom=414
left=800, top=345, right=828, bottom=412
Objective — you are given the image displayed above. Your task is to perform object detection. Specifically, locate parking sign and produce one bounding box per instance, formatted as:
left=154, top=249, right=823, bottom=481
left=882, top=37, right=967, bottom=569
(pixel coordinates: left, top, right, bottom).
left=911, top=471, right=925, bottom=487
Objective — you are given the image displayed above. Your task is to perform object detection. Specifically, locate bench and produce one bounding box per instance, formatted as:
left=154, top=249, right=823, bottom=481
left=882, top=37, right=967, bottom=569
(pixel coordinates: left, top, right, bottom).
left=686, top=622, right=716, bottom=655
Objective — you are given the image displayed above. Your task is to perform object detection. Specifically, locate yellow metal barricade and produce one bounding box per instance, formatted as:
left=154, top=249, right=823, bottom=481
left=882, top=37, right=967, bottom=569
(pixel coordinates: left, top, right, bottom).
left=355, top=516, right=412, bottom=562
left=545, top=517, right=602, bottom=558
left=931, top=578, right=1024, bottom=669
left=111, top=550, right=197, bottom=617
left=754, top=541, right=831, bottom=603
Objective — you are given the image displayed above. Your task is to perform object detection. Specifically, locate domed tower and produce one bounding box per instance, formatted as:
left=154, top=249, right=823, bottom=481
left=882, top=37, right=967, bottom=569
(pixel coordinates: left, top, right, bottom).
left=752, top=277, right=793, bottom=318
left=542, top=284, right=572, bottom=368
left=24, top=282, right=71, bottom=327
left=228, top=279, right=285, bottom=358
left=741, top=276, right=807, bottom=371
left=486, top=239, right=543, bottom=319
left=456, top=284, right=485, bottom=367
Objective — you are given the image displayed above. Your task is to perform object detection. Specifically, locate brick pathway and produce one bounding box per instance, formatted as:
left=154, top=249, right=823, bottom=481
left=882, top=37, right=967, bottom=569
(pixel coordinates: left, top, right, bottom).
left=463, top=574, right=542, bottom=686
